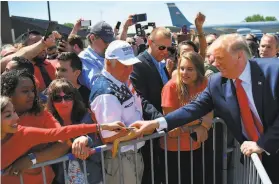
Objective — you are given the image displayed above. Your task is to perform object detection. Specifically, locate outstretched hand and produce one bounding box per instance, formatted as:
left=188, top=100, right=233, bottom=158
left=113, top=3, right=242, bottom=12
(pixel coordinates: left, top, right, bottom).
left=101, top=121, right=126, bottom=131
left=129, top=120, right=159, bottom=136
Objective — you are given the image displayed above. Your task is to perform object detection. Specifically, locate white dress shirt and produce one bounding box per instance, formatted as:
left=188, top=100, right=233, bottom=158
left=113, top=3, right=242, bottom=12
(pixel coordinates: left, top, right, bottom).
left=90, top=70, right=145, bottom=152
left=157, top=62, right=263, bottom=139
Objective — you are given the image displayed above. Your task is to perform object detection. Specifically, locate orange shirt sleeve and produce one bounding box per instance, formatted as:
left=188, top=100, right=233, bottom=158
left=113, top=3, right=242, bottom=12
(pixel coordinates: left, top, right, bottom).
left=22, top=124, right=97, bottom=145
left=161, top=79, right=180, bottom=108
left=1, top=124, right=98, bottom=169
left=42, top=110, right=61, bottom=128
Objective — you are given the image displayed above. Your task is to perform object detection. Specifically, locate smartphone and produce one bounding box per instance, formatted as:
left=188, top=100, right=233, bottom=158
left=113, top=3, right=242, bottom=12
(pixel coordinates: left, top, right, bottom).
left=44, top=21, right=58, bottom=41
left=148, top=22, right=156, bottom=28
left=190, top=132, right=198, bottom=141
left=135, top=24, right=143, bottom=36
left=115, top=21, right=121, bottom=30
left=132, top=13, right=147, bottom=24
left=142, top=25, right=149, bottom=30
left=81, top=20, right=91, bottom=27
left=181, top=25, right=188, bottom=34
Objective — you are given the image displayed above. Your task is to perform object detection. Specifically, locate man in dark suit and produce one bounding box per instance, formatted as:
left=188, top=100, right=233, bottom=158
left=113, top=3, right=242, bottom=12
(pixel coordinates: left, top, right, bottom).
left=130, top=27, right=172, bottom=184
left=131, top=34, right=279, bottom=183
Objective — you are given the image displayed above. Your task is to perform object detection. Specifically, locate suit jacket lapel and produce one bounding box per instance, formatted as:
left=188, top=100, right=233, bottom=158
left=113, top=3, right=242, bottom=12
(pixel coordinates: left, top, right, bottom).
left=222, top=78, right=242, bottom=140
left=250, top=60, right=264, bottom=123
left=164, top=67, right=171, bottom=80
left=142, top=51, right=164, bottom=86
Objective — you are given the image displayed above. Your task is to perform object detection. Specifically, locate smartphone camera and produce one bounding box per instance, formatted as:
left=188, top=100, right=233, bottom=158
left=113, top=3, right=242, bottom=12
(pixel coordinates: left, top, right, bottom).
left=135, top=24, right=143, bottom=36
left=132, top=13, right=147, bottom=24
left=81, top=20, right=91, bottom=27
left=115, top=21, right=121, bottom=30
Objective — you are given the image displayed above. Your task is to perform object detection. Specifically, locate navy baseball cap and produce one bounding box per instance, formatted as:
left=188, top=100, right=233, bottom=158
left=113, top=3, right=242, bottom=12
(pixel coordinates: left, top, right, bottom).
left=90, top=21, right=115, bottom=43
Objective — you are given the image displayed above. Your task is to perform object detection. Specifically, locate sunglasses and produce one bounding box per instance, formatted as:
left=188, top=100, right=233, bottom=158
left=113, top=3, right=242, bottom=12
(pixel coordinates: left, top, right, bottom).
left=128, top=42, right=136, bottom=45
left=151, top=40, right=172, bottom=51
left=53, top=94, right=73, bottom=102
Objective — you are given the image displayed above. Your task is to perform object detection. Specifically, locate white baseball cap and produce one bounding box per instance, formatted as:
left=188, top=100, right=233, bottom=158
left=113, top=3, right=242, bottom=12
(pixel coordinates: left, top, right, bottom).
left=105, top=40, right=141, bottom=66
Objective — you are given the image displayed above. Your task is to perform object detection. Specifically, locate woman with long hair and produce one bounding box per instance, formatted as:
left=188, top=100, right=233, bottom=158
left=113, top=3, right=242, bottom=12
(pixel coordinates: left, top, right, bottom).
left=160, top=52, right=212, bottom=184
left=0, top=95, right=125, bottom=184
left=46, top=78, right=103, bottom=184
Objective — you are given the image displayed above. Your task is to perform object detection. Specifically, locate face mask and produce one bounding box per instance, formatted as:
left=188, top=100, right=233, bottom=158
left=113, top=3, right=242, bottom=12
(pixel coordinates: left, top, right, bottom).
left=53, top=92, right=73, bottom=116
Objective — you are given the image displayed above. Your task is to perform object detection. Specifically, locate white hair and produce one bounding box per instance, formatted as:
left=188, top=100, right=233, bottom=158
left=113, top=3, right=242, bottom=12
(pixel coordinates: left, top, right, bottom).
left=105, top=59, right=117, bottom=68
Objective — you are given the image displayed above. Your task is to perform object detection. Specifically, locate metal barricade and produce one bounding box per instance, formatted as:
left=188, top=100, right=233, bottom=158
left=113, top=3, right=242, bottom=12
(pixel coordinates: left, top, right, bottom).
left=230, top=140, right=272, bottom=184
left=12, top=117, right=271, bottom=184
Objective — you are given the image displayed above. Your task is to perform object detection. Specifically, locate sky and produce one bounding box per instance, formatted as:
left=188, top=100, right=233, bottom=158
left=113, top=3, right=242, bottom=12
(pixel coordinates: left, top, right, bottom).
left=8, top=1, right=279, bottom=33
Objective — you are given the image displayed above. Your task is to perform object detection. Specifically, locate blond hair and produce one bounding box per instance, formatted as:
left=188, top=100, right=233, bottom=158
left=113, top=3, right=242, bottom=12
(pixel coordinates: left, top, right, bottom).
left=207, top=34, right=251, bottom=59
left=176, top=52, right=205, bottom=105
left=149, top=27, right=171, bottom=40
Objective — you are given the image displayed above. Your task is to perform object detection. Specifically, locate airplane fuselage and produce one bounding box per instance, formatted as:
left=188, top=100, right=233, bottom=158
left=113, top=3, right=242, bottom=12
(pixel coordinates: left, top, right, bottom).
left=189, top=21, right=279, bottom=34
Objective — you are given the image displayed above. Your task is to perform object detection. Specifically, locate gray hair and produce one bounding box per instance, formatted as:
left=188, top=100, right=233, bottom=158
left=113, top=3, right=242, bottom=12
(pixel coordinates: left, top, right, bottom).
left=262, top=33, right=279, bottom=49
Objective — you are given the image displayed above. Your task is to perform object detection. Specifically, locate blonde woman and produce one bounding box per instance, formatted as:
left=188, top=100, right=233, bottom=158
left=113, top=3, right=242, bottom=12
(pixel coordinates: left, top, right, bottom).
left=160, top=52, right=212, bottom=184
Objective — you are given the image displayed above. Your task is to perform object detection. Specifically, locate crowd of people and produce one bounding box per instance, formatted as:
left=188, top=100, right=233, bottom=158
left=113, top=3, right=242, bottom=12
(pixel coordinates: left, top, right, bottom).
left=1, top=11, right=279, bottom=184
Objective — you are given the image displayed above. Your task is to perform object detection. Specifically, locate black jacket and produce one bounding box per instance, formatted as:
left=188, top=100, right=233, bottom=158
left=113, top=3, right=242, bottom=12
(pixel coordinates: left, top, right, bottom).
left=130, top=51, right=170, bottom=120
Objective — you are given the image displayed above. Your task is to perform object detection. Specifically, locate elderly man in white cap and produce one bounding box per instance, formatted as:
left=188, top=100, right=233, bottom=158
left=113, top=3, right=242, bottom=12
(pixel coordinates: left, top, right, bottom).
left=89, top=40, right=144, bottom=184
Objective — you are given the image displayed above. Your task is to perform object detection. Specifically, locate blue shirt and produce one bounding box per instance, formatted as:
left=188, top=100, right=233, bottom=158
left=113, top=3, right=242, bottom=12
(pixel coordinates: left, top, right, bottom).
left=78, top=46, right=104, bottom=90
left=147, top=51, right=168, bottom=85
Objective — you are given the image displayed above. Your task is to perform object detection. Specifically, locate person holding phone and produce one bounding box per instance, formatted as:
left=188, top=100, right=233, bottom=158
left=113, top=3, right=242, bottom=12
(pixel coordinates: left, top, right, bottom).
left=78, top=21, right=115, bottom=90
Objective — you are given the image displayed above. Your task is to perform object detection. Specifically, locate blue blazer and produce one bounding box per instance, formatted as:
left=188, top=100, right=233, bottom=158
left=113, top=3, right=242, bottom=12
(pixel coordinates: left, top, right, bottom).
left=165, top=58, right=279, bottom=155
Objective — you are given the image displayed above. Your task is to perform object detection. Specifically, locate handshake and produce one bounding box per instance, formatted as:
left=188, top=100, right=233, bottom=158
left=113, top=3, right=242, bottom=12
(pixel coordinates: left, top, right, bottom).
left=72, top=120, right=159, bottom=160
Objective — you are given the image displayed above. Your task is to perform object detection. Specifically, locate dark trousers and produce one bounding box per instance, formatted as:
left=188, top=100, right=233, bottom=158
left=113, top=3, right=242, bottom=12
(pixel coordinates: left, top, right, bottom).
left=159, top=147, right=203, bottom=184
left=262, top=152, right=279, bottom=184
left=141, top=138, right=162, bottom=184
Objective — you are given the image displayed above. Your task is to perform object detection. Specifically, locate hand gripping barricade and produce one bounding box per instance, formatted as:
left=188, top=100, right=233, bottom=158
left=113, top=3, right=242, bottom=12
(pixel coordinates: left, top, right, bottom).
left=5, top=118, right=271, bottom=184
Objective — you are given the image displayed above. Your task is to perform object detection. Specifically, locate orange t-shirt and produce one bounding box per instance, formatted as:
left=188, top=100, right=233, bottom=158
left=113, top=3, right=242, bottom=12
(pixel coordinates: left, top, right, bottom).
left=1, top=110, right=61, bottom=184
left=33, top=59, right=56, bottom=92
left=160, top=78, right=208, bottom=151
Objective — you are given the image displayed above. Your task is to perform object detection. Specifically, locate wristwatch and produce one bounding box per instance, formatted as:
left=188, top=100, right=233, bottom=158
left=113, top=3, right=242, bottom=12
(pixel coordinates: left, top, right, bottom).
left=28, top=153, right=37, bottom=165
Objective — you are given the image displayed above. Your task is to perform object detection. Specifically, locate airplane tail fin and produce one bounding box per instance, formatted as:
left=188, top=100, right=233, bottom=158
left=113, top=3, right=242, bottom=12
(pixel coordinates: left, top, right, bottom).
left=166, top=3, right=193, bottom=28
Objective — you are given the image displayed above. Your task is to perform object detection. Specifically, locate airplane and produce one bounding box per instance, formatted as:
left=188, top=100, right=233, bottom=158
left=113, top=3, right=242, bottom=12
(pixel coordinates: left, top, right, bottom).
left=166, top=3, right=279, bottom=35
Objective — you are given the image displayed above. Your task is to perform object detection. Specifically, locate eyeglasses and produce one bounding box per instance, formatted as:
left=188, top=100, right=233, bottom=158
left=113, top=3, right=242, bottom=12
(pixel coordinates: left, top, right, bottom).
left=53, top=94, right=73, bottom=102
left=128, top=42, right=136, bottom=45
left=151, top=40, right=172, bottom=51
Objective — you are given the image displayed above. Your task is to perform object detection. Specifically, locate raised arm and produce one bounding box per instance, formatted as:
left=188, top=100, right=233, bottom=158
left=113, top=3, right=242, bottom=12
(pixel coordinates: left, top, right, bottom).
left=119, top=15, right=134, bottom=41
left=70, top=18, right=82, bottom=36
left=0, top=33, right=59, bottom=73
left=195, top=12, right=207, bottom=60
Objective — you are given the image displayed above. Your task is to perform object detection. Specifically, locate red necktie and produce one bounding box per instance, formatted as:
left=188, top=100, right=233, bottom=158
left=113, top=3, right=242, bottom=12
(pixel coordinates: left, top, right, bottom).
left=235, top=79, right=263, bottom=141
